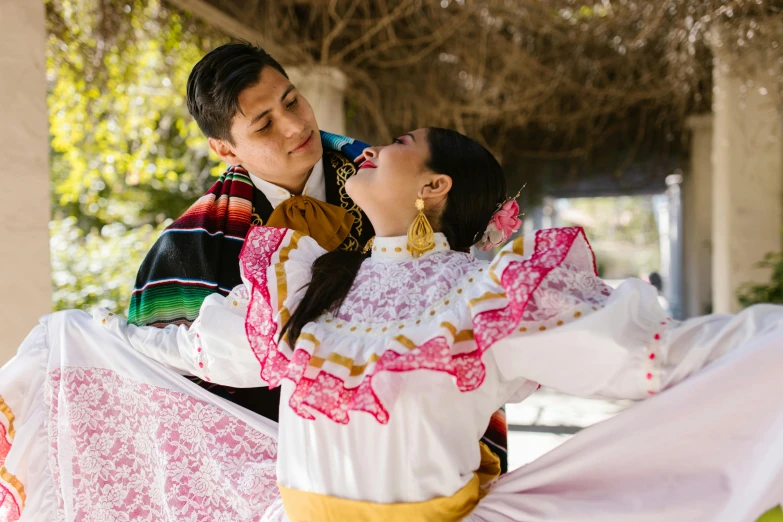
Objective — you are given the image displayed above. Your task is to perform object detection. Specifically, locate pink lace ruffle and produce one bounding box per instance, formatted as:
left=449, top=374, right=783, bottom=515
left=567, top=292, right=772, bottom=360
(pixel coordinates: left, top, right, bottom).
left=241, top=226, right=599, bottom=425
left=0, top=419, right=20, bottom=522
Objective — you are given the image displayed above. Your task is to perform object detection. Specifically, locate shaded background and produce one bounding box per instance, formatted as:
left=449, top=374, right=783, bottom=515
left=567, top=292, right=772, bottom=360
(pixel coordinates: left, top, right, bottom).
left=3, top=0, right=783, bottom=468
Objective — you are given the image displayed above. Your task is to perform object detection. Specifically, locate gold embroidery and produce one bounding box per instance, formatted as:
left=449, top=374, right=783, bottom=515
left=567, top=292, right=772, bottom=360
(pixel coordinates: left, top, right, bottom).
left=440, top=322, right=474, bottom=343
left=0, top=465, right=25, bottom=508
left=250, top=209, right=264, bottom=226
left=349, top=354, right=380, bottom=376
left=394, top=335, right=417, bottom=350
left=455, top=330, right=475, bottom=343
left=297, top=325, right=475, bottom=377
left=309, top=350, right=381, bottom=376
left=274, top=232, right=303, bottom=330
left=298, top=332, right=320, bottom=348
left=489, top=236, right=524, bottom=285
left=329, top=152, right=364, bottom=251
left=325, top=352, right=355, bottom=369
left=468, top=292, right=507, bottom=308
left=0, top=394, right=15, bottom=440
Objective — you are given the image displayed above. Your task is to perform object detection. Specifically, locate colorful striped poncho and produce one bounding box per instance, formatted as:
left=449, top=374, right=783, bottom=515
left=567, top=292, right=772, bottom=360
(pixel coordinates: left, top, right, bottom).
left=129, top=131, right=370, bottom=327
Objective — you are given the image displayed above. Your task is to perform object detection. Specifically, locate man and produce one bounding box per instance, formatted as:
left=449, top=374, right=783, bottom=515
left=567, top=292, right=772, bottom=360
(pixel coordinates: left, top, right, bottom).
left=130, top=42, right=509, bottom=472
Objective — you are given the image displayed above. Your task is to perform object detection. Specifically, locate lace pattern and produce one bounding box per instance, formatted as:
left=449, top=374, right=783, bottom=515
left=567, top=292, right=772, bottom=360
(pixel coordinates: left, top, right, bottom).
left=0, top=402, right=20, bottom=522
left=242, top=226, right=606, bottom=426
left=334, top=252, right=483, bottom=324
left=46, top=368, right=278, bottom=521
left=473, top=227, right=605, bottom=349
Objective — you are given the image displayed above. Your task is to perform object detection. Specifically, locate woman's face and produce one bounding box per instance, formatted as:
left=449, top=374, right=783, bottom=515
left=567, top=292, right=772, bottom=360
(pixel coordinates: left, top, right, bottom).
left=346, top=128, right=451, bottom=237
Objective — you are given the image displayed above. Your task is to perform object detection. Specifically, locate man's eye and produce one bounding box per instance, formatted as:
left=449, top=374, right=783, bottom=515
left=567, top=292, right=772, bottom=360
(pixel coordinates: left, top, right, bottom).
left=258, top=121, right=271, bottom=133
left=286, top=98, right=298, bottom=109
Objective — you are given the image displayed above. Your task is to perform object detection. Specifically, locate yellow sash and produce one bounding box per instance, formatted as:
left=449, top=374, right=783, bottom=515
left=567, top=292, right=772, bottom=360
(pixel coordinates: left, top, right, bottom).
left=265, top=195, right=355, bottom=252
left=279, top=473, right=480, bottom=522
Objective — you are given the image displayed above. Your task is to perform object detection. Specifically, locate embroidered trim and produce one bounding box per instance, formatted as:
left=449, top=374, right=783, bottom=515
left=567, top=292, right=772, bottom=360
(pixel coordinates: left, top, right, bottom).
left=320, top=264, right=487, bottom=334
left=330, top=152, right=364, bottom=251
left=0, top=395, right=23, bottom=517
left=0, top=395, right=15, bottom=441
left=242, top=226, right=601, bottom=425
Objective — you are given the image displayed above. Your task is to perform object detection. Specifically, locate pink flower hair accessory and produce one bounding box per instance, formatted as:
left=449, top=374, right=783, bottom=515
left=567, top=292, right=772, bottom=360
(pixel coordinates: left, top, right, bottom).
left=475, top=186, right=525, bottom=251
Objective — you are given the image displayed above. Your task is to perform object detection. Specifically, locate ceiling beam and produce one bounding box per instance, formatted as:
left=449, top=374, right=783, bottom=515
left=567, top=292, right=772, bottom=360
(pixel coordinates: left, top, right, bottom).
left=164, top=0, right=287, bottom=59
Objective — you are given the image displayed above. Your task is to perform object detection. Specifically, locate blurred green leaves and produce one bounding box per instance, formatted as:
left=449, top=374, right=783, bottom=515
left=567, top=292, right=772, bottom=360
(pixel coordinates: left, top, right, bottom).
left=47, top=0, right=227, bottom=311
left=50, top=218, right=167, bottom=311
left=737, top=252, right=783, bottom=308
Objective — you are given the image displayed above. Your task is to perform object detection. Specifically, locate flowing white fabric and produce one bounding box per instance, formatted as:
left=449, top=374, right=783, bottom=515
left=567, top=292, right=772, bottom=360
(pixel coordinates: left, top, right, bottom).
left=468, top=306, right=783, bottom=522
left=2, top=225, right=782, bottom=522
left=0, top=310, right=280, bottom=522
left=92, top=227, right=783, bottom=520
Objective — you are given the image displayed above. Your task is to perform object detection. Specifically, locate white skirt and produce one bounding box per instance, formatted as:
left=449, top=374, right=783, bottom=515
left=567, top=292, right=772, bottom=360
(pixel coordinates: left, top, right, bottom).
left=0, top=310, right=280, bottom=522
left=2, top=309, right=782, bottom=522
left=469, top=319, right=783, bottom=522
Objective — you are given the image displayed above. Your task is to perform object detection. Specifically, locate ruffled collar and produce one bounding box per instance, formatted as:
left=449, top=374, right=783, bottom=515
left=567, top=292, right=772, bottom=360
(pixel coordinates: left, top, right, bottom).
left=370, top=233, right=450, bottom=261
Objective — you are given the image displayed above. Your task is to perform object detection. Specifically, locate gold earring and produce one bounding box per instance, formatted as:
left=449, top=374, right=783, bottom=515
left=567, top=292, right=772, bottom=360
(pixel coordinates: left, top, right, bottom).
left=407, top=198, right=435, bottom=258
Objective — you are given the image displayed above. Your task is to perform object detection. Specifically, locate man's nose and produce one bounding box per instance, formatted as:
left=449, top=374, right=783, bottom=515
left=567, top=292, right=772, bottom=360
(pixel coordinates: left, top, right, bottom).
left=280, top=111, right=307, bottom=138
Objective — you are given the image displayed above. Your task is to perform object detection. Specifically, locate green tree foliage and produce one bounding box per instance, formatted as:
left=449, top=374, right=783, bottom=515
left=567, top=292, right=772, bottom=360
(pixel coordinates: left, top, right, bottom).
left=737, top=252, right=783, bottom=308
left=47, top=0, right=227, bottom=311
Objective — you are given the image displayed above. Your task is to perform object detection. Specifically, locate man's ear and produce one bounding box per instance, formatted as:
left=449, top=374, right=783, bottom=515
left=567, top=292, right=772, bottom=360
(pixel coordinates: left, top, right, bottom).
left=419, top=174, right=452, bottom=201
left=209, top=137, right=241, bottom=165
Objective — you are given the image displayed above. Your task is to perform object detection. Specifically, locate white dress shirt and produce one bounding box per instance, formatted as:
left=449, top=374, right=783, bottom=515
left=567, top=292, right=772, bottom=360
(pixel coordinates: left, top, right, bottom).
left=248, top=158, right=326, bottom=209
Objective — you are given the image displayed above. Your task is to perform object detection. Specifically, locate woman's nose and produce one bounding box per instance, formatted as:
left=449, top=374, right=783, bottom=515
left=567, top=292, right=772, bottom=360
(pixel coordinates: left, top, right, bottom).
left=360, top=146, right=379, bottom=162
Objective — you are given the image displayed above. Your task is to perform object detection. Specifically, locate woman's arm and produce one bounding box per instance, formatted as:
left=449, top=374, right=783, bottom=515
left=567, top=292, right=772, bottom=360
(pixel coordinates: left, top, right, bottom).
left=96, top=287, right=267, bottom=388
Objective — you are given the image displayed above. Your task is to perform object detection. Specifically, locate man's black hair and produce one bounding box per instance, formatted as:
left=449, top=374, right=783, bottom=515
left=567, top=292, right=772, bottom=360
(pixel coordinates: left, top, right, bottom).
left=186, top=42, right=288, bottom=143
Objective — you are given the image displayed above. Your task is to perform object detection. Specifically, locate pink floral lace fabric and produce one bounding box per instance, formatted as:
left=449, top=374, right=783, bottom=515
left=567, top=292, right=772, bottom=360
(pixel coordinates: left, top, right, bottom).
left=335, top=252, right=483, bottom=324
left=242, top=226, right=608, bottom=426
left=46, top=367, right=278, bottom=521
left=0, top=421, right=19, bottom=522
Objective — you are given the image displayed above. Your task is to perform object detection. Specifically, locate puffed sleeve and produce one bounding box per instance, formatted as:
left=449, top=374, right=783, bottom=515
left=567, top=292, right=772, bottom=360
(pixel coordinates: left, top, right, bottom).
left=95, top=284, right=266, bottom=387
left=239, top=227, right=327, bottom=387
left=472, top=227, right=737, bottom=400
left=96, top=227, right=327, bottom=389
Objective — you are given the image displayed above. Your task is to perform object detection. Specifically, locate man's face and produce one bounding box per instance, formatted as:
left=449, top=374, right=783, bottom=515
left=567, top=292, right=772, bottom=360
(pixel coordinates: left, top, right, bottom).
left=210, top=67, right=322, bottom=191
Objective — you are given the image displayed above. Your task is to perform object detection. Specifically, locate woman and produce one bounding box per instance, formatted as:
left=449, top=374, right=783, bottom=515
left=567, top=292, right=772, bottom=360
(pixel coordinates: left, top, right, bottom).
left=3, top=128, right=783, bottom=521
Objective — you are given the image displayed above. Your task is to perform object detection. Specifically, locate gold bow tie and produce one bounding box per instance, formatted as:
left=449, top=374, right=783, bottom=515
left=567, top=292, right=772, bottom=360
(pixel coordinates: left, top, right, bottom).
left=265, top=195, right=355, bottom=252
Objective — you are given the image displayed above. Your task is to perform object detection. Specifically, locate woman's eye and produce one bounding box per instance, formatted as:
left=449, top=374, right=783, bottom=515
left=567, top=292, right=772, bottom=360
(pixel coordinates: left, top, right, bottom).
left=393, top=137, right=404, bottom=144
left=286, top=98, right=298, bottom=109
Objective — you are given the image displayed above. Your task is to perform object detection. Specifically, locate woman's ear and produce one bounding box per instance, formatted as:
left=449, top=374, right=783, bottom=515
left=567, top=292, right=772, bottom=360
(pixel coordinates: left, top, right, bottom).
left=209, top=137, right=241, bottom=165
left=418, top=174, right=452, bottom=201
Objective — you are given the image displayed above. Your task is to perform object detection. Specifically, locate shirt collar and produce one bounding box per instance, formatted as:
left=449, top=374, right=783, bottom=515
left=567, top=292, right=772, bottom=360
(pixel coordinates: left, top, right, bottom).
left=370, top=233, right=450, bottom=261
left=247, top=157, right=326, bottom=209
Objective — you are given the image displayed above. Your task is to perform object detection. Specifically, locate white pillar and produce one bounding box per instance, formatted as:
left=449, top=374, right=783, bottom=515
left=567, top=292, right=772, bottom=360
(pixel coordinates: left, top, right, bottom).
left=711, top=45, right=783, bottom=313
left=683, top=114, right=714, bottom=317
left=0, top=0, right=51, bottom=364
left=287, top=66, right=347, bottom=135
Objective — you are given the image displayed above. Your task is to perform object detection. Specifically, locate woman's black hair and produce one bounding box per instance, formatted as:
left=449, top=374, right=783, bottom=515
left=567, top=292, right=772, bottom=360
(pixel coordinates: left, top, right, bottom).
left=280, top=127, right=507, bottom=343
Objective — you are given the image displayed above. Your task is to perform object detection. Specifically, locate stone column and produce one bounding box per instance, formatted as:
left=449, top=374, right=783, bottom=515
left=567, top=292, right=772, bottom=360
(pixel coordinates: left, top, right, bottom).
left=683, top=114, right=714, bottom=317
left=0, top=0, right=52, bottom=364
left=287, top=66, right=347, bottom=135
left=711, top=43, right=783, bottom=313
left=664, top=173, right=685, bottom=319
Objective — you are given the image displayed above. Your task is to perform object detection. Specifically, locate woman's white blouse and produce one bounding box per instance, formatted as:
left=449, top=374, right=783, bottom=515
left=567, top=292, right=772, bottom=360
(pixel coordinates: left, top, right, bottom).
left=97, top=227, right=741, bottom=504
